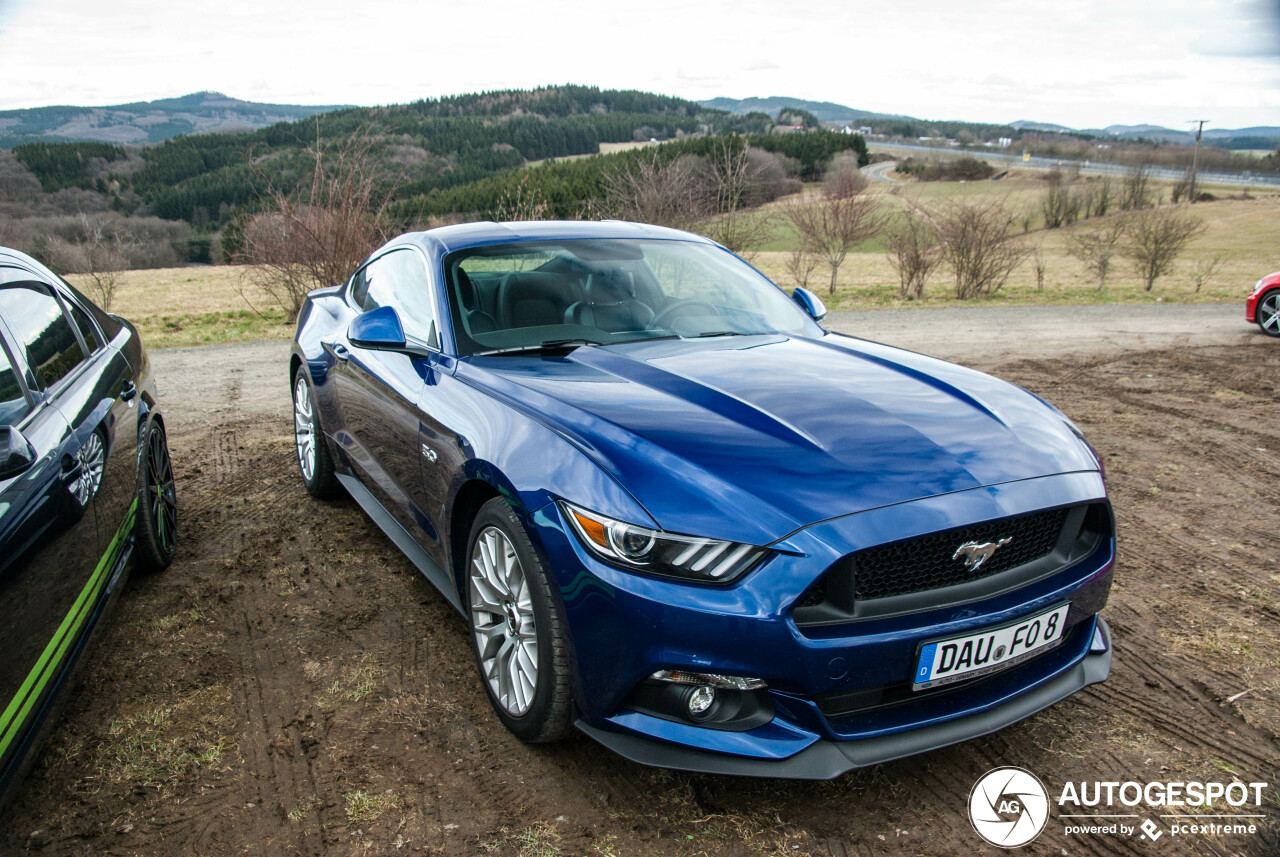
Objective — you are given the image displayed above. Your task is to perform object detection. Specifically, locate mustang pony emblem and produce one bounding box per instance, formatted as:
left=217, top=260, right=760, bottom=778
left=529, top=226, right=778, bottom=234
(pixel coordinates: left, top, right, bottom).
left=952, top=537, right=1013, bottom=572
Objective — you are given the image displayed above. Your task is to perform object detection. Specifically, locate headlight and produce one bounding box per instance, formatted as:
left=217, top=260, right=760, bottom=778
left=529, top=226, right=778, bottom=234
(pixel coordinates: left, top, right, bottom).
left=559, top=501, right=765, bottom=583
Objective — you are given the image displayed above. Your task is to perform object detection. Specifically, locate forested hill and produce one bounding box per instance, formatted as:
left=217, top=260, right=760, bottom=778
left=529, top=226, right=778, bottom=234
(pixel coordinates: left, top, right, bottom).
left=7, top=85, right=850, bottom=229
left=0, top=92, right=349, bottom=148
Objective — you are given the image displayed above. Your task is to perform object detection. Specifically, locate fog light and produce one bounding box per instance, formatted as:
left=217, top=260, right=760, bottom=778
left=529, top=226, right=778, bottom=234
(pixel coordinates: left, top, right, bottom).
left=687, top=685, right=716, bottom=717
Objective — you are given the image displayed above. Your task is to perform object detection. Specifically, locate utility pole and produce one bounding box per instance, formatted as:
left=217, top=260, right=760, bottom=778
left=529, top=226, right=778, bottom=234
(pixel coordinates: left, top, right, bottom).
left=1189, top=119, right=1208, bottom=203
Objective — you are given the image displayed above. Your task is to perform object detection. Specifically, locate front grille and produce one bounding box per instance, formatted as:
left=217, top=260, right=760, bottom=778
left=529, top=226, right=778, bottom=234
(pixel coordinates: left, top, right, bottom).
left=853, top=508, right=1069, bottom=601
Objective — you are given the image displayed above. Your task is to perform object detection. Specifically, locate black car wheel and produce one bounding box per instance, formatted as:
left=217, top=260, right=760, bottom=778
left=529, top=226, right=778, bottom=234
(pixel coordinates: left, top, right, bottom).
left=1258, top=289, right=1280, bottom=338
left=466, top=497, right=571, bottom=743
left=135, top=420, right=177, bottom=572
left=293, top=369, right=340, bottom=498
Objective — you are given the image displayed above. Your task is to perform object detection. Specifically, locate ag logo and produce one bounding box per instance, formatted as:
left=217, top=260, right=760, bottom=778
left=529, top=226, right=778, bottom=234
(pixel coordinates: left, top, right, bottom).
left=969, top=766, right=1050, bottom=848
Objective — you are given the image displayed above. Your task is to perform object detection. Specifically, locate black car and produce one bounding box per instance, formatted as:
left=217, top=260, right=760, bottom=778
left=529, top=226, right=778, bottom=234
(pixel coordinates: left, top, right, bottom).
left=0, top=247, right=176, bottom=807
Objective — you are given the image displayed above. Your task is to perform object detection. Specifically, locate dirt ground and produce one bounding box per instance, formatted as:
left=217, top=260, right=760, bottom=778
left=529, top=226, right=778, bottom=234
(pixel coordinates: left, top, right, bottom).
left=1, top=305, right=1277, bottom=857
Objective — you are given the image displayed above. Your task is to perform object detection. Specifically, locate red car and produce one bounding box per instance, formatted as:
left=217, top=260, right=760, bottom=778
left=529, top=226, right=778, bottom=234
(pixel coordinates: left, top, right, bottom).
left=1247, top=273, right=1280, bottom=337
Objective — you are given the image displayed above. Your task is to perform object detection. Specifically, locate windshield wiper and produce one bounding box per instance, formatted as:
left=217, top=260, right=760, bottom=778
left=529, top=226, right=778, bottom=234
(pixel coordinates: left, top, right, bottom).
left=474, top=338, right=599, bottom=357
left=693, top=330, right=748, bottom=338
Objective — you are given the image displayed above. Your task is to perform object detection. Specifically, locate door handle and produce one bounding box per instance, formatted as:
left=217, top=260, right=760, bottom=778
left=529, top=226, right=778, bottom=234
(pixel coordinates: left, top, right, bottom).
left=120, top=380, right=137, bottom=403
left=332, top=344, right=350, bottom=361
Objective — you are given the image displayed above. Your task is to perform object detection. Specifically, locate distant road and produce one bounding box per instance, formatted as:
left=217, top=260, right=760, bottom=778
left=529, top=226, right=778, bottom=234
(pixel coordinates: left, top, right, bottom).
left=861, top=161, right=901, bottom=183
left=824, top=302, right=1259, bottom=368
left=867, top=140, right=1280, bottom=189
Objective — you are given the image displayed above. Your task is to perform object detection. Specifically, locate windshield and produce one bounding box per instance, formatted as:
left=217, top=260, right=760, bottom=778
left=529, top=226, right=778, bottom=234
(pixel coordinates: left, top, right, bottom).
left=443, top=239, right=822, bottom=356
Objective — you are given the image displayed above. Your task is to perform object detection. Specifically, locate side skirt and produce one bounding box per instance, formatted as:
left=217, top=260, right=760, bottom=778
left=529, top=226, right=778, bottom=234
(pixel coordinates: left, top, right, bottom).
left=335, top=473, right=463, bottom=615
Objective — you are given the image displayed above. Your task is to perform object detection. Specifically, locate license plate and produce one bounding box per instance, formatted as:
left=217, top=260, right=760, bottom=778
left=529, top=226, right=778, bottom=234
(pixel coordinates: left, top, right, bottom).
left=913, top=604, right=1070, bottom=690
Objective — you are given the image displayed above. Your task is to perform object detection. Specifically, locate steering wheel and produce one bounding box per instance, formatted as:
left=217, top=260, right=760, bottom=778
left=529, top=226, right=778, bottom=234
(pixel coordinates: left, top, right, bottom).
left=652, top=299, right=719, bottom=330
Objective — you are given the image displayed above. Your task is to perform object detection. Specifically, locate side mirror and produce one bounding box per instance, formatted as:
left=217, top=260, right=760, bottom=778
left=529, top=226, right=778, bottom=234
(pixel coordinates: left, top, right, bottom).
left=349, top=306, right=408, bottom=351
left=791, top=287, right=828, bottom=322
left=0, top=426, right=36, bottom=480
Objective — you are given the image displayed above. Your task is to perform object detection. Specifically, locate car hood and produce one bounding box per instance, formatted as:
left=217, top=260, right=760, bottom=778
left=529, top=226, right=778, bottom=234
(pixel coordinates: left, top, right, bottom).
left=459, top=333, right=1096, bottom=545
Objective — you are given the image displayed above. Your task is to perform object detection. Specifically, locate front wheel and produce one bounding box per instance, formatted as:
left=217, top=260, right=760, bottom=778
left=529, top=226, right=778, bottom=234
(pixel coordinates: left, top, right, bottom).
left=135, top=419, right=177, bottom=572
left=293, top=369, right=340, bottom=498
left=1258, top=289, right=1280, bottom=338
left=466, top=498, right=572, bottom=743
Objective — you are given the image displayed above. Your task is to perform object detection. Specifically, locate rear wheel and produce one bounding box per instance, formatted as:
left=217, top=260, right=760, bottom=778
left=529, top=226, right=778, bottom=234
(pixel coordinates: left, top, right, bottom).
left=293, top=369, right=340, bottom=498
left=135, top=420, right=177, bottom=572
left=1258, top=289, right=1280, bottom=338
left=466, top=498, right=571, bottom=743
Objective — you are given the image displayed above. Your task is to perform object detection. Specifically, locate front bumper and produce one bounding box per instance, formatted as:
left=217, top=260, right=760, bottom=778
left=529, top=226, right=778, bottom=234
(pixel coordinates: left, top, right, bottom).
left=530, top=471, right=1114, bottom=778
left=578, top=618, right=1111, bottom=779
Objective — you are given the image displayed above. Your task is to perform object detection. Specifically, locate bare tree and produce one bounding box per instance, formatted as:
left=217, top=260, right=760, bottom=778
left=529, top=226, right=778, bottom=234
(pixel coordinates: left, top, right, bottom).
left=1067, top=218, right=1126, bottom=291
left=785, top=189, right=886, bottom=296
left=823, top=151, right=868, bottom=199
left=1121, top=206, right=1207, bottom=291
left=885, top=206, right=940, bottom=300
left=931, top=197, right=1029, bottom=299
left=75, top=213, right=133, bottom=311
left=1040, top=171, right=1081, bottom=229
left=1080, top=176, right=1114, bottom=218
left=1091, top=176, right=1113, bottom=217
left=491, top=174, right=551, bottom=221
left=1120, top=163, right=1153, bottom=211
left=1031, top=243, right=1047, bottom=290
left=1190, top=253, right=1225, bottom=293
left=1171, top=169, right=1193, bottom=204
left=784, top=245, right=820, bottom=290
left=602, top=152, right=709, bottom=231
left=697, top=140, right=776, bottom=258
left=236, top=129, right=396, bottom=322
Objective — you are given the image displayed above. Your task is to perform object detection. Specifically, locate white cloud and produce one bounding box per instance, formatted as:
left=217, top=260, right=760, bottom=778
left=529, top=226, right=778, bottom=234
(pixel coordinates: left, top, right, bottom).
left=0, top=0, right=1276, bottom=129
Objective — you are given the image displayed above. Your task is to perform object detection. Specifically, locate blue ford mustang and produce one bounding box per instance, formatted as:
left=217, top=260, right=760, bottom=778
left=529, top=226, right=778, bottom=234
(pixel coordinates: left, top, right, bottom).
left=290, top=221, right=1113, bottom=779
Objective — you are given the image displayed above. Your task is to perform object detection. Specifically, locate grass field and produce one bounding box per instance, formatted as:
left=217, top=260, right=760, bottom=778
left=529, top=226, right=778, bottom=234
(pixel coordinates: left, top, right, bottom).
left=69, top=179, right=1278, bottom=349
left=64, top=265, right=293, bottom=350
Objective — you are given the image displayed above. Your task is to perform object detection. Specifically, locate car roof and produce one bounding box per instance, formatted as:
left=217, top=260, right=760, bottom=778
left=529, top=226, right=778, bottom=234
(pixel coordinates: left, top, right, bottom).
left=390, top=220, right=719, bottom=257
left=0, top=246, right=46, bottom=274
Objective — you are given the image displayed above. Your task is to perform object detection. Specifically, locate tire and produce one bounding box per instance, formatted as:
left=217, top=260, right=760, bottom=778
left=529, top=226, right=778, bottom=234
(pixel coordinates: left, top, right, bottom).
left=466, top=497, right=572, bottom=743
left=1257, top=289, right=1280, bottom=338
left=135, top=419, right=177, bottom=572
left=292, top=368, right=341, bottom=499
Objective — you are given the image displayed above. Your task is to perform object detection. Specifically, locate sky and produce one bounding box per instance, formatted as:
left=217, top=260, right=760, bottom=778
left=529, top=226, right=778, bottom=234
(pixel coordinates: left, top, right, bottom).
left=1, top=0, right=1277, bottom=131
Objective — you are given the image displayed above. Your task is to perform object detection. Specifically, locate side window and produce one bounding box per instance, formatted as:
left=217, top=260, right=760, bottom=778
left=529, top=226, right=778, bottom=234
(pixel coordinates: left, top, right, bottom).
left=0, top=343, right=29, bottom=425
left=362, top=250, right=438, bottom=346
left=67, top=300, right=103, bottom=352
left=0, top=285, right=88, bottom=390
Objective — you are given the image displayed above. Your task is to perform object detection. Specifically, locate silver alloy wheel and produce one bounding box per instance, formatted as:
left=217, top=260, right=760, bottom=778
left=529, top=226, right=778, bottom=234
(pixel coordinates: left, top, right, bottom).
left=73, top=431, right=105, bottom=506
left=469, top=525, right=539, bottom=717
left=293, top=375, right=316, bottom=481
left=1260, top=292, right=1280, bottom=336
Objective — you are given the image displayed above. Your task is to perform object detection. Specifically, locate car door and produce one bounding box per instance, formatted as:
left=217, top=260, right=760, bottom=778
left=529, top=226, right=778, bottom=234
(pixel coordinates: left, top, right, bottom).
left=332, top=249, right=441, bottom=548
left=49, top=286, right=138, bottom=552
left=0, top=277, right=104, bottom=788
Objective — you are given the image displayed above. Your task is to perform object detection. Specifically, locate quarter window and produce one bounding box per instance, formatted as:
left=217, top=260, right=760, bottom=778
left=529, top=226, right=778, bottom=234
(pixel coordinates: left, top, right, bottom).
left=67, top=301, right=102, bottom=352
left=0, top=285, right=88, bottom=390
left=361, top=250, right=438, bottom=346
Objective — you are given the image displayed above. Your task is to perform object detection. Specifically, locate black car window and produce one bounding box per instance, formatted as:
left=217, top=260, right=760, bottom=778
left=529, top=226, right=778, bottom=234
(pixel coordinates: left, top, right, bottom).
left=0, top=284, right=88, bottom=390
left=0, top=342, right=29, bottom=426
left=66, top=300, right=103, bottom=352
left=362, top=249, right=438, bottom=346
